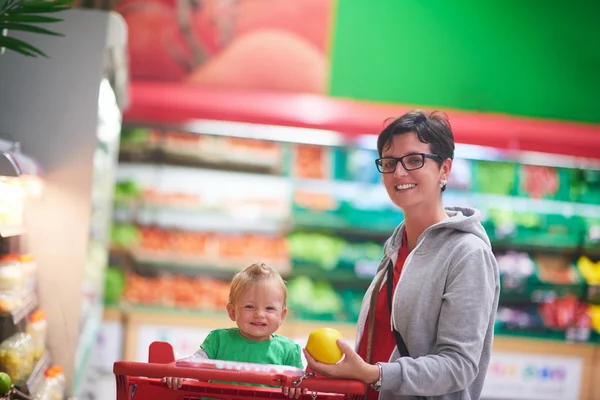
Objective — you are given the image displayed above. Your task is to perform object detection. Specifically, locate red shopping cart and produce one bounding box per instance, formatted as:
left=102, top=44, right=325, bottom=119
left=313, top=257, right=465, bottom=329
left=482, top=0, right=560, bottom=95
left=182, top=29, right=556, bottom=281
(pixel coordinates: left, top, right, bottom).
left=114, top=341, right=366, bottom=400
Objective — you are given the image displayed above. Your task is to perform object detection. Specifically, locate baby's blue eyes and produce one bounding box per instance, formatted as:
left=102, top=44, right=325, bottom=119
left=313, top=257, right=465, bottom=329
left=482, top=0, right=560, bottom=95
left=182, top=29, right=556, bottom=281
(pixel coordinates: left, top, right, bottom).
left=244, top=305, right=277, bottom=311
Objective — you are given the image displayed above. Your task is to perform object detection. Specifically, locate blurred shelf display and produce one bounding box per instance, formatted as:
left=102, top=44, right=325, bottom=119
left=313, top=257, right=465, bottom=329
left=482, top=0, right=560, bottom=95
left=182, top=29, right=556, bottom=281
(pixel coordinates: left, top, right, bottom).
left=0, top=152, right=65, bottom=400
left=107, top=123, right=600, bottom=348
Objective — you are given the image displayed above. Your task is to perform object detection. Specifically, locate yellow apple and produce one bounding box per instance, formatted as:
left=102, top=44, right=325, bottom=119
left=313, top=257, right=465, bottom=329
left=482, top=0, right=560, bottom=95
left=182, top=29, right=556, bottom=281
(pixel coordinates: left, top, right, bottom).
left=306, top=328, right=344, bottom=364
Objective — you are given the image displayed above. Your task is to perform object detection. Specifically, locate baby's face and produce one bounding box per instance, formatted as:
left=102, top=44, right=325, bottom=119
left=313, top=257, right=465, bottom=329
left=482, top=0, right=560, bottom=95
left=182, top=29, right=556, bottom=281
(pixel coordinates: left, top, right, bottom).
left=227, top=281, right=287, bottom=342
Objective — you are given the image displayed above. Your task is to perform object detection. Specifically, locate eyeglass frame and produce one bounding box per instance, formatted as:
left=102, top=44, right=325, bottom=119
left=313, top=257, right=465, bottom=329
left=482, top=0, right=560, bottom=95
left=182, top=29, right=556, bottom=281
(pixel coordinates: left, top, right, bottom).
left=375, top=153, right=443, bottom=173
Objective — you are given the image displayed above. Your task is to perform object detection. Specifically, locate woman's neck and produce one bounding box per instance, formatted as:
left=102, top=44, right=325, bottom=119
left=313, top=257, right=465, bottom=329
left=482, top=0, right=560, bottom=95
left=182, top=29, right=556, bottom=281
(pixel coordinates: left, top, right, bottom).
left=403, top=203, right=448, bottom=251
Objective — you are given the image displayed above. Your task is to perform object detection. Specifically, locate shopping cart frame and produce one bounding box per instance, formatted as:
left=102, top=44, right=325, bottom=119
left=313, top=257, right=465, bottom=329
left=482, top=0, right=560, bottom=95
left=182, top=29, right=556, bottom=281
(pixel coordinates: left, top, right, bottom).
left=113, top=341, right=366, bottom=400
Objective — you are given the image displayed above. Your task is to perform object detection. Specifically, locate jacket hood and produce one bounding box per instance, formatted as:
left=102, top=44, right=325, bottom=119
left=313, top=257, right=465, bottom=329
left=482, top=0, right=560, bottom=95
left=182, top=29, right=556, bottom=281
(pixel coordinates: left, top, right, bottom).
left=385, top=206, right=491, bottom=257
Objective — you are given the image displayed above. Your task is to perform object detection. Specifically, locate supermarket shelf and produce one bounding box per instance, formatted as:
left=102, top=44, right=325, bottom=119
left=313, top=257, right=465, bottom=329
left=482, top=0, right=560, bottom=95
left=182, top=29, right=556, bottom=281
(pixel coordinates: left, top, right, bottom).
left=113, top=303, right=359, bottom=326
left=128, top=252, right=374, bottom=285
left=492, top=241, right=585, bottom=255
left=113, top=204, right=289, bottom=234
left=0, top=226, right=25, bottom=238
left=291, top=263, right=374, bottom=286
left=119, top=147, right=284, bottom=176
left=494, top=326, right=593, bottom=343
left=23, top=352, right=51, bottom=394
left=444, top=191, right=600, bottom=218
left=128, top=250, right=291, bottom=277
left=0, top=292, right=38, bottom=326
left=132, top=259, right=239, bottom=280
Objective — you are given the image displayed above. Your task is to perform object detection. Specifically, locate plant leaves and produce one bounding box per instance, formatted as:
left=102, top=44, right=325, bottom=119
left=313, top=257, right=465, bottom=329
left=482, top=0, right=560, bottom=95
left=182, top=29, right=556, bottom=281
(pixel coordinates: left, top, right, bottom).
left=1, top=22, right=63, bottom=36
left=0, top=34, right=46, bottom=57
left=1, top=14, right=62, bottom=23
left=21, top=0, right=75, bottom=8
left=0, top=0, right=24, bottom=16
left=7, top=5, right=71, bottom=14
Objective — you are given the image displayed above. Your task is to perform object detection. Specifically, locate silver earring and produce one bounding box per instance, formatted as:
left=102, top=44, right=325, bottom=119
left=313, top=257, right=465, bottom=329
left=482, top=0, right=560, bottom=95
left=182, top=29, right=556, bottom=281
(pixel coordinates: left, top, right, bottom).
left=440, top=179, right=447, bottom=188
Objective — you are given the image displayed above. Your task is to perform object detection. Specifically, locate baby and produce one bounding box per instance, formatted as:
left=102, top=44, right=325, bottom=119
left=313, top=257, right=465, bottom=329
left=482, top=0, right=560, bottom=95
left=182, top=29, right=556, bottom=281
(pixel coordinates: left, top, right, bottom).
left=164, top=263, right=304, bottom=398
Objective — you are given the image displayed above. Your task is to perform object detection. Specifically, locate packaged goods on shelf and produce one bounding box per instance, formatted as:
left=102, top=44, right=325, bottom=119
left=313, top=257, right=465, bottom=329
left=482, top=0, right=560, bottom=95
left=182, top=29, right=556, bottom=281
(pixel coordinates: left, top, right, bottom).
left=0, top=333, right=34, bottom=385
left=26, top=311, right=47, bottom=362
left=0, top=256, right=24, bottom=293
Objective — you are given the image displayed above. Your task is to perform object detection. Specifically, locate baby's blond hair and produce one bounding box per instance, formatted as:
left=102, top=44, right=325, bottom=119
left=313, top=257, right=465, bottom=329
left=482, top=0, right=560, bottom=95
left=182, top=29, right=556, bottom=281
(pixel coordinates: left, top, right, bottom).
left=228, top=263, right=287, bottom=306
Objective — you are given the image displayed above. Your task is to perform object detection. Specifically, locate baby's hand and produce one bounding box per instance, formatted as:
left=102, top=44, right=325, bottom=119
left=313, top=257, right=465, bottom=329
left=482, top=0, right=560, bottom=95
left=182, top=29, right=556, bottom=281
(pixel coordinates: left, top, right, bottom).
left=163, top=377, right=184, bottom=389
left=282, top=386, right=305, bottom=399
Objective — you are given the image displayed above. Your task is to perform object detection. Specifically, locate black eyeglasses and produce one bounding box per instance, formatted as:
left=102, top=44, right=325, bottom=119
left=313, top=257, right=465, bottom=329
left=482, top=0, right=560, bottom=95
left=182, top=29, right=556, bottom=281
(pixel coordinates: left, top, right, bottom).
left=375, top=153, right=442, bottom=173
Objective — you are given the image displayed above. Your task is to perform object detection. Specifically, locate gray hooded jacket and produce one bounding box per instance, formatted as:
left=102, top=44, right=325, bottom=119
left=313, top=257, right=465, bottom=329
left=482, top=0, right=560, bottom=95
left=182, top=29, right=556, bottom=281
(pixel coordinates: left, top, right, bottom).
left=355, top=206, right=500, bottom=400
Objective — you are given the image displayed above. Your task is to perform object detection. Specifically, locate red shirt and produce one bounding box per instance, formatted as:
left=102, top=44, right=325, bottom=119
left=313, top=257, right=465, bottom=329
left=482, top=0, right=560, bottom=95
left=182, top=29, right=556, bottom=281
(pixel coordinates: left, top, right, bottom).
left=357, top=237, right=409, bottom=400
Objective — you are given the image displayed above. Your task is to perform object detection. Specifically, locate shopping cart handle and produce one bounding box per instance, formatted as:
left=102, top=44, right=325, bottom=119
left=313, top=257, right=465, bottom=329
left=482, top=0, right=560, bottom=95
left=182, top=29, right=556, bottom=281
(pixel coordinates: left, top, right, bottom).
left=114, top=341, right=366, bottom=396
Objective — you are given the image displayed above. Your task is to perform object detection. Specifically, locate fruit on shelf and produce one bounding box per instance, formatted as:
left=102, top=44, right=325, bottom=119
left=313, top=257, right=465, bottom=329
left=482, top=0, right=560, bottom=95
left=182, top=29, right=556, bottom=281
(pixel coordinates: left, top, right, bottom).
left=535, top=255, right=580, bottom=284
left=294, top=191, right=337, bottom=212
left=312, top=281, right=343, bottom=315
left=131, top=227, right=289, bottom=270
left=577, top=256, right=600, bottom=285
left=0, top=372, right=10, bottom=396
left=104, top=267, right=126, bottom=304
left=120, top=127, right=151, bottom=147
left=287, top=277, right=342, bottom=316
left=521, top=165, right=559, bottom=199
left=217, top=234, right=288, bottom=261
left=306, top=328, right=343, bottom=364
left=538, top=294, right=589, bottom=331
left=288, top=232, right=383, bottom=273
left=110, top=224, right=140, bottom=248
left=139, top=227, right=209, bottom=255
left=124, top=274, right=229, bottom=310
left=114, top=181, right=143, bottom=202
left=288, top=233, right=344, bottom=271
left=293, top=145, right=329, bottom=180
left=475, top=161, right=516, bottom=195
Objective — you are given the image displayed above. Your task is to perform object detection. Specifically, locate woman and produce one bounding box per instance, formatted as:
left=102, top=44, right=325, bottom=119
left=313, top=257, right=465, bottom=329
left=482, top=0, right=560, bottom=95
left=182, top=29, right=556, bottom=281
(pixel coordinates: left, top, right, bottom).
left=304, top=110, right=500, bottom=400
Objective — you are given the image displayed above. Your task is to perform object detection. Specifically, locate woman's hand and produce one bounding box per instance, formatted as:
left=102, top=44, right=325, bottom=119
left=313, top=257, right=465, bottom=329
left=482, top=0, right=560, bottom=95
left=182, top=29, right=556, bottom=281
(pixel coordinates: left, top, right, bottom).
left=303, top=340, right=380, bottom=383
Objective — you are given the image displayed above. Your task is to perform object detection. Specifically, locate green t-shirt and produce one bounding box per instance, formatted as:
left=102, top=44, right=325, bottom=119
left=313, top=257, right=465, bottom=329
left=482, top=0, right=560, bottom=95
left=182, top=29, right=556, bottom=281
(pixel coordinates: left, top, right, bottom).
left=200, top=328, right=303, bottom=388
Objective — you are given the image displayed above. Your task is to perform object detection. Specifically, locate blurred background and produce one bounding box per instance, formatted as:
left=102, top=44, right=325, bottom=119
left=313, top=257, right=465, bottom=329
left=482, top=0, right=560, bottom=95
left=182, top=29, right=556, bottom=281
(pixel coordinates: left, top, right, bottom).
left=0, top=1, right=599, bottom=399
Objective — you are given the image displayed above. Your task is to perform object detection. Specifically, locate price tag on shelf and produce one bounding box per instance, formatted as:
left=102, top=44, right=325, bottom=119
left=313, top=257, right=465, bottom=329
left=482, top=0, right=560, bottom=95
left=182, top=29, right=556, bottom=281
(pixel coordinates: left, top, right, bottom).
left=481, top=351, right=583, bottom=400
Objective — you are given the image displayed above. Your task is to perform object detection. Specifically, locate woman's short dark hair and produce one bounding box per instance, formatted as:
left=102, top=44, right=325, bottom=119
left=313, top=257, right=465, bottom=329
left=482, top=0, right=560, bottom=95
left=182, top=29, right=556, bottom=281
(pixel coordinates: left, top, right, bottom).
left=377, top=110, right=455, bottom=162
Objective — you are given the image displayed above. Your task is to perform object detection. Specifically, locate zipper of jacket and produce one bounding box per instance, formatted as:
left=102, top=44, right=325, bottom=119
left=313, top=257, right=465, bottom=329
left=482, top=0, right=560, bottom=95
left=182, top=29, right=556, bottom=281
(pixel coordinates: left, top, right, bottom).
left=388, top=227, right=431, bottom=332
left=388, top=213, right=456, bottom=331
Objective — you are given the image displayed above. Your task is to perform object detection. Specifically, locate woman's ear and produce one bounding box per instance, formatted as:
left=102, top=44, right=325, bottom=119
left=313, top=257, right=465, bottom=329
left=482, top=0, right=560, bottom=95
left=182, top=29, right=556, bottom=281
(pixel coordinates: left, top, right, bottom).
left=441, top=158, right=453, bottom=181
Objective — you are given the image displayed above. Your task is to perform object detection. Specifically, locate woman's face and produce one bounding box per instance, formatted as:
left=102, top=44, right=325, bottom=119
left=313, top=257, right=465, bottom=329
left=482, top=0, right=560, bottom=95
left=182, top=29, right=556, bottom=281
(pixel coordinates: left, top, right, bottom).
left=381, top=132, right=452, bottom=212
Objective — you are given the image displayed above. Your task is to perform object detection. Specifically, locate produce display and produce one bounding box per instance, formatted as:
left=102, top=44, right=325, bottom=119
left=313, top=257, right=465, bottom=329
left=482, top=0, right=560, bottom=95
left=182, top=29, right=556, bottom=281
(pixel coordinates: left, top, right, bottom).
left=112, top=225, right=290, bottom=273
left=123, top=274, right=229, bottom=311
left=107, top=126, right=600, bottom=343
